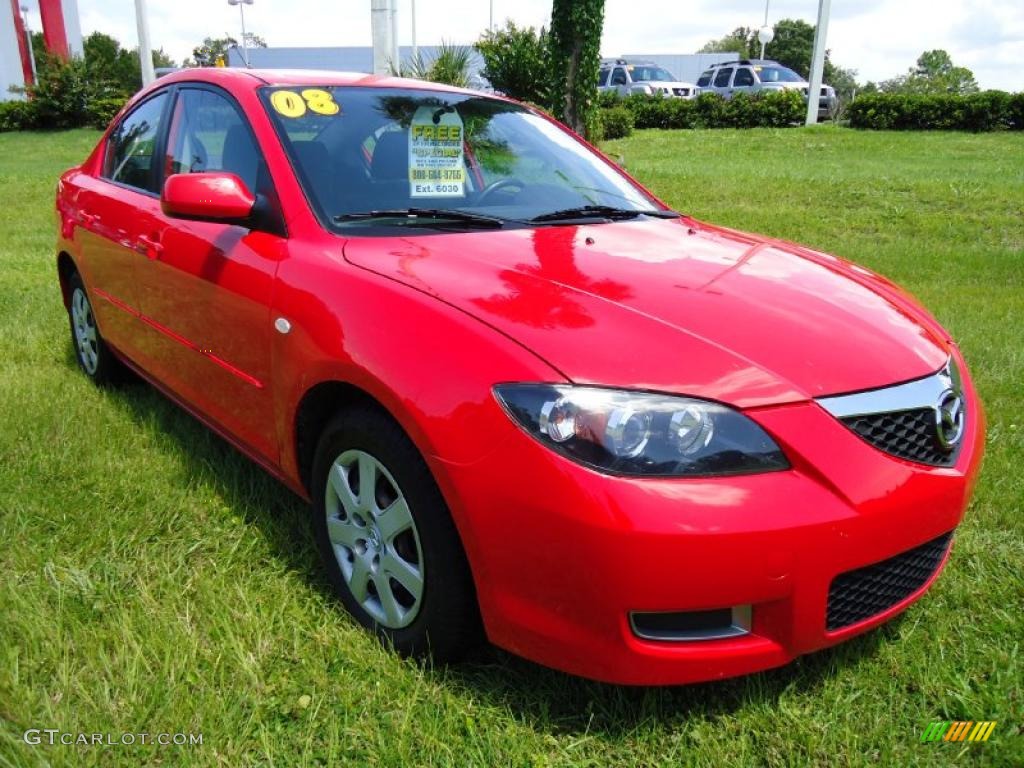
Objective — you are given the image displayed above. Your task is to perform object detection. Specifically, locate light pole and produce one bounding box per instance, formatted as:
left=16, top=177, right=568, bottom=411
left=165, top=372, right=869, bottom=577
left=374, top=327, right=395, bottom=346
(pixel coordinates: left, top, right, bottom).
left=758, top=0, right=772, bottom=59
left=20, top=5, right=37, bottom=83
left=228, top=0, right=254, bottom=67
left=134, top=0, right=155, bottom=86
left=805, top=0, right=831, bottom=125
left=411, top=0, right=417, bottom=62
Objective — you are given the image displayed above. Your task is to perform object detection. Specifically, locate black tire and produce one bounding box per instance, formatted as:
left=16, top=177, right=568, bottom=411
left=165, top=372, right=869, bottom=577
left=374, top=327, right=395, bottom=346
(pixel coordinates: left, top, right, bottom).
left=66, top=271, right=123, bottom=385
left=311, top=405, right=480, bottom=661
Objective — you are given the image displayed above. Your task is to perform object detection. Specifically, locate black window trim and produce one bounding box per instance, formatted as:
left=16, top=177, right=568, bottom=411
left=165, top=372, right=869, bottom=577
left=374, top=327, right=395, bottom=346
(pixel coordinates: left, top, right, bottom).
left=101, top=88, right=174, bottom=200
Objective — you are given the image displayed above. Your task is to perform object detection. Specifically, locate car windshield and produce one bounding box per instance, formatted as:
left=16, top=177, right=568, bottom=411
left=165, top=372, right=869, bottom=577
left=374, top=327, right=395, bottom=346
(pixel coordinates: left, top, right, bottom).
left=630, top=66, right=675, bottom=82
left=755, top=66, right=804, bottom=83
left=260, top=86, right=660, bottom=232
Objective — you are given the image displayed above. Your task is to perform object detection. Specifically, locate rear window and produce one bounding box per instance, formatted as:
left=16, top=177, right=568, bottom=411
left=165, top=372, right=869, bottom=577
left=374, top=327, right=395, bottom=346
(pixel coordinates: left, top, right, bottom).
left=713, top=68, right=733, bottom=88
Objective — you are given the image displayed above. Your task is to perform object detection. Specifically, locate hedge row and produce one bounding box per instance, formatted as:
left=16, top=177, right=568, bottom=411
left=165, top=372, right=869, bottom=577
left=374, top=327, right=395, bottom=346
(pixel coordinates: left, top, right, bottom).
left=847, top=92, right=1024, bottom=131
left=0, top=94, right=124, bottom=133
left=599, top=90, right=806, bottom=132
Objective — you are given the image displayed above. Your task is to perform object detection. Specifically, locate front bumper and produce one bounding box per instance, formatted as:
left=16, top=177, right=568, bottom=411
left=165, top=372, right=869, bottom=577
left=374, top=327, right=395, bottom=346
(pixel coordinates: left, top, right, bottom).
left=432, top=358, right=984, bottom=685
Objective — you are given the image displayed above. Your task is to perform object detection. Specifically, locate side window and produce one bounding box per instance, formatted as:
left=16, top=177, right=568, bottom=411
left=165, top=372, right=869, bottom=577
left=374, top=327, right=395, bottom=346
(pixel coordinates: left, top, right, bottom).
left=598, top=69, right=610, bottom=87
left=102, top=92, right=169, bottom=193
left=611, top=68, right=628, bottom=86
left=713, top=68, right=734, bottom=88
left=697, top=71, right=713, bottom=87
left=166, top=88, right=265, bottom=195
left=734, top=68, right=755, bottom=87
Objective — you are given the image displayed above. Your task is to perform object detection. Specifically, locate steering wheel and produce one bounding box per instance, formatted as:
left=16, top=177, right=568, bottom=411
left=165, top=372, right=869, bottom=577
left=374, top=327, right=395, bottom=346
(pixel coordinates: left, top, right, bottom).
left=476, top=178, right=526, bottom=205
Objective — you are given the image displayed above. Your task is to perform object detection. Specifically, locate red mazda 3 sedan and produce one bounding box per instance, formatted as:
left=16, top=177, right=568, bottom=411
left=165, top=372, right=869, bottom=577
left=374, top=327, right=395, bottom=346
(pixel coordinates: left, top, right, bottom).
left=55, top=69, right=984, bottom=685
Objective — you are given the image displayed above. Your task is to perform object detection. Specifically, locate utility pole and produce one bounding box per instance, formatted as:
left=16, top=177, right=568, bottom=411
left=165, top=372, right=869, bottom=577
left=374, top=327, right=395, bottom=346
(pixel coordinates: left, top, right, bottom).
left=134, top=0, right=155, bottom=86
left=805, top=0, right=831, bottom=125
left=759, top=0, right=771, bottom=59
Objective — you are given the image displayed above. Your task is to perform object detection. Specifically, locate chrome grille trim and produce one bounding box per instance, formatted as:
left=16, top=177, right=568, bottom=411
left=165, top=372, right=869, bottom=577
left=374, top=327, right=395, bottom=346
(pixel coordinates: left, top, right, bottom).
left=817, top=357, right=959, bottom=419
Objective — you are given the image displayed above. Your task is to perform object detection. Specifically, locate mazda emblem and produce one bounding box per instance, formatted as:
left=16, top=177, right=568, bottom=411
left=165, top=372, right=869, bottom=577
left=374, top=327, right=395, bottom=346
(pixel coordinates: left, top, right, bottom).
left=935, top=389, right=965, bottom=451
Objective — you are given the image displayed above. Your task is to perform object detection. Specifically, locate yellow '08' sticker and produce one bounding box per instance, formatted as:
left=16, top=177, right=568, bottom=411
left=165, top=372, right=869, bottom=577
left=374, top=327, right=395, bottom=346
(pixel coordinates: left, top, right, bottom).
left=270, top=89, right=340, bottom=118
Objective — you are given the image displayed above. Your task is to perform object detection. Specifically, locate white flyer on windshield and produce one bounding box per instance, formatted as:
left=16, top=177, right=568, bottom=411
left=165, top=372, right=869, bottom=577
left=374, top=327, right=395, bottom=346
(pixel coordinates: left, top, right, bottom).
left=409, top=106, right=466, bottom=198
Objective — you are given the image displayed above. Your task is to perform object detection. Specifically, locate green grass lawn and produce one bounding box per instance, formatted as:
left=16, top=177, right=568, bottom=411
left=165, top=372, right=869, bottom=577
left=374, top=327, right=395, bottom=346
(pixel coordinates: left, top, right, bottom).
left=1, top=127, right=1022, bottom=767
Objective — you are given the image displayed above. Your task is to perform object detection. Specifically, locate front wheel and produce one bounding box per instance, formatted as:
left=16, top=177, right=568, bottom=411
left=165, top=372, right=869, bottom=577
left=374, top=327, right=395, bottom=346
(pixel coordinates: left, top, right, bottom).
left=311, top=405, right=480, bottom=660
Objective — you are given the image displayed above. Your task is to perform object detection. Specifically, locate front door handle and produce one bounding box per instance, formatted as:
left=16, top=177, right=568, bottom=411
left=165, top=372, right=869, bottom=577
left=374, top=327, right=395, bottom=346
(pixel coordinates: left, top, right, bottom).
left=136, top=233, right=164, bottom=260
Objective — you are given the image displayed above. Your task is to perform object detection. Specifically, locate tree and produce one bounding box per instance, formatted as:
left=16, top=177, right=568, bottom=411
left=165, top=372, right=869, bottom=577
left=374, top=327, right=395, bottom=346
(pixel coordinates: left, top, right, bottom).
left=475, top=21, right=550, bottom=105
left=879, top=50, right=979, bottom=95
left=698, top=27, right=754, bottom=57
left=184, top=35, right=265, bottom=67
left=82, top=31, right=176, bottom=94
left=547, top=0, right=605, bottom=138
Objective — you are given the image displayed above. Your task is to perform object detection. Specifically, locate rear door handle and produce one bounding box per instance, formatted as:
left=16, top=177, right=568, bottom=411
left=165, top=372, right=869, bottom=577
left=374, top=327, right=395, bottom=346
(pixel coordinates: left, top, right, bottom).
left=136, top=233, right=164, bottom=260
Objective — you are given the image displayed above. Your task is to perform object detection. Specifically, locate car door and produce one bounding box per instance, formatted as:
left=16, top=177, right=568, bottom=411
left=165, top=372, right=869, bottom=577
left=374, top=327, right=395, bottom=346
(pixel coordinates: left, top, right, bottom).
left=72, top=91, right=171, bottom=359
left=713, top=67, right=735, bottom=98
left=732, top=66, right=756, bottom=96
left=610, top=67, right=629, bottom=97
left=133, top=85, right=281, bottom=462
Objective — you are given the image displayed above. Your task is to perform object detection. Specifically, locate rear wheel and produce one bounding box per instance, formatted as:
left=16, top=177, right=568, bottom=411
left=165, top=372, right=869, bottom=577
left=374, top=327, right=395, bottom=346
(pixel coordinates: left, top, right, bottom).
left=67, top=271, right=122, bottom=385
left=311, top=405, right=480, bottom=660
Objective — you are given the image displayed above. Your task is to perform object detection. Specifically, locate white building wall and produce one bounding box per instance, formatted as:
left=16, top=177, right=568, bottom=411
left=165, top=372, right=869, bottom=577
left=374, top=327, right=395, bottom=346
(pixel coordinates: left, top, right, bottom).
left=1, top=1, right=27, bottom=101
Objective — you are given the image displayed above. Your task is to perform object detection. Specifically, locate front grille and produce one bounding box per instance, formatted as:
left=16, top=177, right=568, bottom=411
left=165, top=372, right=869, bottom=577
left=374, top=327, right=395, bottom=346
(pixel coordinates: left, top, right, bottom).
left=841, top=408, right=957, bottom=467
left=826, top=532, right=952, bottom=631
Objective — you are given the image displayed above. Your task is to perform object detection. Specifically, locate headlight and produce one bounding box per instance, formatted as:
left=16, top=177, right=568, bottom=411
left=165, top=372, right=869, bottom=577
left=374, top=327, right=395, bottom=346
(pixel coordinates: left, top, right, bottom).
left=494, top=384, right=789, bottom=477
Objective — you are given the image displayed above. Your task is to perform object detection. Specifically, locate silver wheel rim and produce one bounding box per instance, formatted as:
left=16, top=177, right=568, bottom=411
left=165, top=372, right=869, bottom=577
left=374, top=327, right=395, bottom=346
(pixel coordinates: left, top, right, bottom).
left=71, top=287, right=99, bottom=375
left=325, top=449, right=425, bottom=629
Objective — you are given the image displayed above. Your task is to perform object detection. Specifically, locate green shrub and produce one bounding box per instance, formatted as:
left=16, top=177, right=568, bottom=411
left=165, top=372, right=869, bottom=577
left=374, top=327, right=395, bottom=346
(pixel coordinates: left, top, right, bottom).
left=598, top=106, right=634, bottom=139
left=87, top=96, right=128, bottom=131
left=596, top=90, right=621, bottom=109
left=848, top=92, right=1022, bottom=131
left=475, top=22, right=550, bottom=106
left=613, top=91, right=803, bottom=130
left=0, top=99, right=38, bottom=132
left=27, top=56, right=95, bottom=129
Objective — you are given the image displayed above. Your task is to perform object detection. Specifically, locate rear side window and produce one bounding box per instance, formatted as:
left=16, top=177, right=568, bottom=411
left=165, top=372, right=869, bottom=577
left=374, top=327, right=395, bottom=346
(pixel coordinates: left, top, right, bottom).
left=713, top=68, right=734, bottom=88
left=697, top=71, right=713, bottom=87
left=734, top=68, right=755, bottom=87
left=598, top=69, right=610, bottom=86
left=165, top=87, right=265, bottom=195
left=103, top=92, right=169, bottom=193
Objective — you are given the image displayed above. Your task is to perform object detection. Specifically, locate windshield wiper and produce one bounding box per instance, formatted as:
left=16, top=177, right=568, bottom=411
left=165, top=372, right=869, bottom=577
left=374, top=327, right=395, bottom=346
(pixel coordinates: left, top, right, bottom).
left=529, top=205, right=680, bottom=223
left=333, top=208, right=506, bottom=229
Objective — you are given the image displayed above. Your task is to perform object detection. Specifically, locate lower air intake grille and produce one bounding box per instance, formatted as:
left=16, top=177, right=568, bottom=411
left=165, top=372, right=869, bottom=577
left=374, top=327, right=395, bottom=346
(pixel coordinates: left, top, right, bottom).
left=841, top=408, right=956, bottom=467
left=826, top=531, right=953, bottom=632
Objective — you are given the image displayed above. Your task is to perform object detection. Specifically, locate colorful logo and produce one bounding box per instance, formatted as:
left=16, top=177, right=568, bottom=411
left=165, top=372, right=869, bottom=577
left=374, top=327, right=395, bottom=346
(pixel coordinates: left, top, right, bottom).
left=921, top=721, right=997, bottom=743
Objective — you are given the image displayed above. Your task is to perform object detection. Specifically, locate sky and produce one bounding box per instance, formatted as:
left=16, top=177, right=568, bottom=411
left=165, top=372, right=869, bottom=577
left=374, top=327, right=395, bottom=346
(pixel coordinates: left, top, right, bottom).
left=21, top=0, right=1024, bottom=91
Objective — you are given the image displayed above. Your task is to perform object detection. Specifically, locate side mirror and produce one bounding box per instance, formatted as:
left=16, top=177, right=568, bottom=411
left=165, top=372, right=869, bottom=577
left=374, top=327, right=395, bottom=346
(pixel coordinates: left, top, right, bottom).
left=161, top=172, right=256, bottom=224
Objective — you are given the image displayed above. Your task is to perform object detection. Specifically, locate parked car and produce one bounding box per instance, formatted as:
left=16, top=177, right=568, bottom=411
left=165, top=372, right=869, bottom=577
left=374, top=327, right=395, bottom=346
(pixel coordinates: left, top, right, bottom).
left=599, top=58, right=700, bottom=99
left=697, top=59, right=837, bottom=120
left=56, top=68, right=982, bottom=685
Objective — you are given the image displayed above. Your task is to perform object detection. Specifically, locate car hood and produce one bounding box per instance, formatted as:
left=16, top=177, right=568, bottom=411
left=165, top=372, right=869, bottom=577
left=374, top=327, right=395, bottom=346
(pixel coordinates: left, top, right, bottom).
left=343, top=218, right=950, bottom=408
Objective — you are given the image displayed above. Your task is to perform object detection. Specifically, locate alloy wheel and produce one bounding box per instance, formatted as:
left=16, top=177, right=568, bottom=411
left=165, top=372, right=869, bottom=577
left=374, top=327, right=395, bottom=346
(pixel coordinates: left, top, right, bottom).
left=71, top=287, right=99, bottom=375
left=324, top=449, right=425, bottom=628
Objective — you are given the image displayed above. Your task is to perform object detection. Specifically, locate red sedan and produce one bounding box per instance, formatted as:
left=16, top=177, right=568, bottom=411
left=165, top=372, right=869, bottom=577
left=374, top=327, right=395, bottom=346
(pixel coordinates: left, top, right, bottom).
left=55, top=69, right=984, bottom=685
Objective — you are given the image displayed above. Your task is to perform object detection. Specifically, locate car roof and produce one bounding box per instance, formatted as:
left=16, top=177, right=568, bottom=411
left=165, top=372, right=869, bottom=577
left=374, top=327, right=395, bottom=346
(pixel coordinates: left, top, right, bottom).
left=155, top=67, right=494, bottom=99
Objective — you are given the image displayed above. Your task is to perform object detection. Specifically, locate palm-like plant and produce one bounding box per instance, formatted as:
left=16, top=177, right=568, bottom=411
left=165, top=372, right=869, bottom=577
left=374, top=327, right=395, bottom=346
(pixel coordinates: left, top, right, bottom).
left=390, top=41, right=472, bottom=88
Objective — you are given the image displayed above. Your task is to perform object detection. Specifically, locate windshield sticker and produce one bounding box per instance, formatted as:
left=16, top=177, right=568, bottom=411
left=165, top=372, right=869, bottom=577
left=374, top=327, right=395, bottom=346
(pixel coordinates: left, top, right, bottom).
left=409, top=106, right=465, bottom=198
left=270, top=89, right=340, bottom=118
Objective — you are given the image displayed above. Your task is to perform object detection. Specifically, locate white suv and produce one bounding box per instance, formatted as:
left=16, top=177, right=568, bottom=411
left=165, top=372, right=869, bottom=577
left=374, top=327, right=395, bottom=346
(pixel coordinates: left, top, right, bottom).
left=696, top=59, right=836, bottom=120
left=599, top=59, right=700, bottom=99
